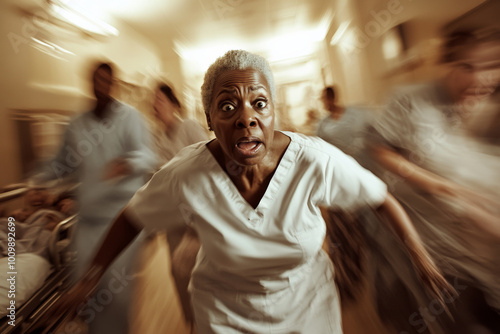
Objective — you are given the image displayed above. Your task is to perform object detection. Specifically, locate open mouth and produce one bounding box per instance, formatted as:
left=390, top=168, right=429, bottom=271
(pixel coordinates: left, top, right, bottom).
left=235, top=137, right=263, bottom=156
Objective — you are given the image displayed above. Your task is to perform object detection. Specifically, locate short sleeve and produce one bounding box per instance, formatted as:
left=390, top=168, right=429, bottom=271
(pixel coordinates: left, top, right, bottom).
left=321, top=145, right=387, bottom=211
left=125, top=167, right=185, bottom=233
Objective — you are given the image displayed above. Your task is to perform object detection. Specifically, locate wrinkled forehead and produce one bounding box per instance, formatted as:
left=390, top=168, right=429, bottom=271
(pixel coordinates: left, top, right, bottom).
left=213, top=69, right=271, bottom=95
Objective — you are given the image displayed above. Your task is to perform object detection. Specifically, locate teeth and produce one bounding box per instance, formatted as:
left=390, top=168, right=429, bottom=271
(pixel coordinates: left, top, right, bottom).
left=237, top=141, right=259, bottom=150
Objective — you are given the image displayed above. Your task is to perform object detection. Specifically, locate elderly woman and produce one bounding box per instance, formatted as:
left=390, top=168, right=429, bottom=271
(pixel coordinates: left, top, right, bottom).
left=53, top=50, right=450, bottom=333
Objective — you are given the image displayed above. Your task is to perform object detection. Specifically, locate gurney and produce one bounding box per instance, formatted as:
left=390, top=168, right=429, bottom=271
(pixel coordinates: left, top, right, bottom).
left=0, top=183, right=77, bottom=334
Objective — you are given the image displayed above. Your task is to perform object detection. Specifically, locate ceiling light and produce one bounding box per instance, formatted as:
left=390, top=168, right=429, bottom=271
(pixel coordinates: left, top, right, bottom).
left=50, top=0, right=119, bottom=37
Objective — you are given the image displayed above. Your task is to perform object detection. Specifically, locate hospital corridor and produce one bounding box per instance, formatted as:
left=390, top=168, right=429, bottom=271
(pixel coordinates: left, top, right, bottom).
left=0, top=0, right=500, bottom=333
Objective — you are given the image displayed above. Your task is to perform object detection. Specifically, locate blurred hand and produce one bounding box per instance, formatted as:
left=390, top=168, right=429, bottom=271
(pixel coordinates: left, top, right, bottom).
left=103, top=158, right=132, bottom=180
left=407, top=242, right=457, bottom=314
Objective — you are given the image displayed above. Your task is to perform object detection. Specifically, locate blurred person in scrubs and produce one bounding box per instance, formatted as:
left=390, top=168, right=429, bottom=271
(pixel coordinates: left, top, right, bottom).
left=367, top=30, right=500, bottom=333
left=33, top=62, right=157, bottom=334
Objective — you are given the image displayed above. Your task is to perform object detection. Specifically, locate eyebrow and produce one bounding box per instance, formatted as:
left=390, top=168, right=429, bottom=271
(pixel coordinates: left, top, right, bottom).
left=249, top=85, right=267, bottom=91
left=216, top=85, right=267, bottom=98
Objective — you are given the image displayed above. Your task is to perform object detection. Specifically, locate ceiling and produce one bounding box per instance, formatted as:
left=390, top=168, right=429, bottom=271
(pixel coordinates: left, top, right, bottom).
left=107, top=0, right=335, bottom=48
left=110, top=0, right=486, bottom=51
left=10, top=0, right=488, bottom=53
left=6, top=0, right=488, bottom=75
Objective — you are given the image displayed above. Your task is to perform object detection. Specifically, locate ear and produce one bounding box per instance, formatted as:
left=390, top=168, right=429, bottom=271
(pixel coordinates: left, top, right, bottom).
left=206, top=113, right=213, bottom=131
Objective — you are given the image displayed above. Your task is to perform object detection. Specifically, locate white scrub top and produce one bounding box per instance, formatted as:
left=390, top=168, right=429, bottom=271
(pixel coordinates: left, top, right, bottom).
left=126, top=131, right=387, bottom=334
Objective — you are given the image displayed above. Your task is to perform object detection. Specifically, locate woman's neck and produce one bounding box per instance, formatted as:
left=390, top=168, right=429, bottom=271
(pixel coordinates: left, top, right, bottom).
left=208, top=131, right=290, bottom=208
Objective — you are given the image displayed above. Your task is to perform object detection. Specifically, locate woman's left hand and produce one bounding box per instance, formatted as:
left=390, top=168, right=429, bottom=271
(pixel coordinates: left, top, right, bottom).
left=409, top=244, right=457, bottom=311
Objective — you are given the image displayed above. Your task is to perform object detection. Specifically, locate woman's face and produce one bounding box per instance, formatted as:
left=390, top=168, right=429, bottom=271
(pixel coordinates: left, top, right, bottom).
left=208, top=69, right=275, bottom=167
left=153, top=90, right=176, bottom=125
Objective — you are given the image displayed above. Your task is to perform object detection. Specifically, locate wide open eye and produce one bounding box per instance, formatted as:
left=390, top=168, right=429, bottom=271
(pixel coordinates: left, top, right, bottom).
left=220, top=102, right=236, bottom=112
left=255, top=100, right=267, bottom=109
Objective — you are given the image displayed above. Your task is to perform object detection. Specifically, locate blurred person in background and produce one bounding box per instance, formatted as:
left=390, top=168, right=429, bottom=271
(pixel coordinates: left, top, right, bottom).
left=152, top=83, right=209, bottom=166
left=315, top=86, right=373, bottom=298
left=316, top=86, right=375, bottom=166
left=33, top=62, right=157, bottom=334
left=46, top=49, right=453, bottom=334
left=131, top=82, right=208, bottom=334
left=366, top=30, right=500, bottom=333
left=316, top=85, right=389, bottom=331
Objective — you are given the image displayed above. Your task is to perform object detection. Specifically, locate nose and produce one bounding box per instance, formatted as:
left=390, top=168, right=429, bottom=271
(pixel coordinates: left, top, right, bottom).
left=235, top=104, right=257, bottom=129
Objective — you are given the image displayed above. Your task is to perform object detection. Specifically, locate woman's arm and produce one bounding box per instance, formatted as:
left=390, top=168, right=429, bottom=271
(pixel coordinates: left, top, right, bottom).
left=370, top=144, right=500, bottom=239
left=43, top=209, right=141, bottom=325
left=89, top=209, right=141, bottom=272
left=375, top=193, right=455, bottom=304
left=369, top=144, right=454, bottom=195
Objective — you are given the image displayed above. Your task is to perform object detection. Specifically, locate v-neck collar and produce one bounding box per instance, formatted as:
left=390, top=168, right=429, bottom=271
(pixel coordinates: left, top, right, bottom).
left=203, top=131, right=299, bottom=214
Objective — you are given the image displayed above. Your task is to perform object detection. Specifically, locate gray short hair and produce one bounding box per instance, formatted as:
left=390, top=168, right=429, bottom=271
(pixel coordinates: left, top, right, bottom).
left=201, top=50, right=276, bottom=115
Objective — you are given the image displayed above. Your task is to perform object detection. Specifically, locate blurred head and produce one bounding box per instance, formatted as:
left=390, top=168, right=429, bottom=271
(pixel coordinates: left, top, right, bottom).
left=92, top=62, right=114, bottom=102
left=154, top=83, right=182, bottom=126
left=322, top=86, right=336, bottom=111
left=201, top=50, right=276, bottom=166
left=25, top=187, right=50, bottom=208
left=441, top=30, right=500, bottom=102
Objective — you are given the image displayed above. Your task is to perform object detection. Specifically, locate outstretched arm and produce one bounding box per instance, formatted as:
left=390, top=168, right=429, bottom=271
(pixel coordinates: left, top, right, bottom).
left=88, top=210, right=141, bottom=272
left=44, top=210, right=141, bottom=326
left=369, top=144, right=455, bottom=195
left=370, top=144, right=500, bottom=239
left=375, top=193, right=455, bottom=304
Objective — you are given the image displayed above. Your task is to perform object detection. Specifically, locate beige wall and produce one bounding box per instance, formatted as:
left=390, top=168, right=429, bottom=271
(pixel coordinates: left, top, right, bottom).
left=322, top=0, right=378, bottom=106
left=0, top=3, right=183, bottom=187
left=324, top=0, right=486, bottom=106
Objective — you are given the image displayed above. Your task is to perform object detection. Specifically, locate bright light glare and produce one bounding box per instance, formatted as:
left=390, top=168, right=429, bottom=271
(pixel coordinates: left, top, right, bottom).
left=52, top=1, right=119, bottom=36
left=265, top=28, right=323, bottom=62
left=174, top=40, right=249, bottom=76
left=330, top=21, right=350, bottom=45
left=31, top=37, right=75, bottom=55
left=177, top=26, right=327, bottom=79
